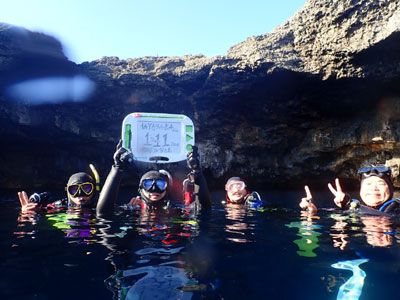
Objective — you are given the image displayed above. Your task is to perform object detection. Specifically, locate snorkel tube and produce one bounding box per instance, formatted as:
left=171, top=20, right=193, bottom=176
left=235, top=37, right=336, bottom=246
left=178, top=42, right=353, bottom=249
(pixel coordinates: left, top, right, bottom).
left=89, top=163, right=101, bottom=201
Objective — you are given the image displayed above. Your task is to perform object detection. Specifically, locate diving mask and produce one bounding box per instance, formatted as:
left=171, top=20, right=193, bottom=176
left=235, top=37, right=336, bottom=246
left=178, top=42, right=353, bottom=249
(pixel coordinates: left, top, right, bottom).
left=141, top=179, right=168, bottom=192
left=357, top=165, right=391, bottom=178
left=67, top=182, right=94, bottom=197
left=225, top=181, right=246, bottom=193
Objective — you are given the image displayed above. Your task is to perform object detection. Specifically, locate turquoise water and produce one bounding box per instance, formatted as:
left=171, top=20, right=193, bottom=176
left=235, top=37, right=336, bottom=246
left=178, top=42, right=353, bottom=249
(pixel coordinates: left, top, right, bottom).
left=1, top=190, right=400, bottom=299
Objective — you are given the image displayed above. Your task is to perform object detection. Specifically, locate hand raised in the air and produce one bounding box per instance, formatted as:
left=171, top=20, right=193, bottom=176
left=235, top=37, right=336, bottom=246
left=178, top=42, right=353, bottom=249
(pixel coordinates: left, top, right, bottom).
left=299, top=185, right=317, bottom=212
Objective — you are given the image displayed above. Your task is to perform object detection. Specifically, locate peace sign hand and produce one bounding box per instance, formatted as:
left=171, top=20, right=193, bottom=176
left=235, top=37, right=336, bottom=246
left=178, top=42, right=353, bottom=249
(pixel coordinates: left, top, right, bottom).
left=18, top=191, right=40, bottom=212
left=299, top=185, right=317, bottom=212
left=328, top=178, right=346, bottom=208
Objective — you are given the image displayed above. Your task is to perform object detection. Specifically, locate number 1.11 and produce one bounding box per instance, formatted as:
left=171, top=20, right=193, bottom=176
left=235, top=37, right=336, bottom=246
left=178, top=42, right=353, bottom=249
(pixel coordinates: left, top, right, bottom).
left=145, top=133, right=169, bottom=146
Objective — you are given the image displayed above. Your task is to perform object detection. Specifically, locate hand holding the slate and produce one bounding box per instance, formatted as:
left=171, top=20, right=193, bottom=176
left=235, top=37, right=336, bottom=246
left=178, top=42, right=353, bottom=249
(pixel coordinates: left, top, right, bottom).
left=113, top=140, right=134, bottom=169
left=187, top=145, right=201, bottom=173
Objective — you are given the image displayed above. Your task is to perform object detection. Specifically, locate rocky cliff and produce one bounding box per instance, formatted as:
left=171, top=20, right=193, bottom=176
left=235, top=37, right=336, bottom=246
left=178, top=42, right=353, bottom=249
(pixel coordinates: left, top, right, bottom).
left=1, top=0, right=400, bottom=191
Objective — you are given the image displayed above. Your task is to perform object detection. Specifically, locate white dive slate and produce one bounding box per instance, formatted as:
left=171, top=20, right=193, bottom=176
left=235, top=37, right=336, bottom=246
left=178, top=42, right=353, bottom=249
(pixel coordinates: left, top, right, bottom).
left=122, top=112, right=195, bottom=163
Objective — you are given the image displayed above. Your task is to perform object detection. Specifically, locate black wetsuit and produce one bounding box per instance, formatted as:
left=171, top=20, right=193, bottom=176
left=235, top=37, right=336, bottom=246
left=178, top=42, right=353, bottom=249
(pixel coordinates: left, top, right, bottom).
left=30, top=194, right=98, bottom=210
left=96, top=165, right=211, bottom=214
left=343, top=197, right=400, bottom=216
left=46, top=197, right=69, bottom=208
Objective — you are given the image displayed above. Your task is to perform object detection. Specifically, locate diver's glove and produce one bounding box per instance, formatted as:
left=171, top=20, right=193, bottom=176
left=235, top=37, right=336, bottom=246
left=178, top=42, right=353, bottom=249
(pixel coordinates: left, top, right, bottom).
left=113, top=140, right=134, bottom=170
left=187, top=145, right=201, bottom=172
left=341, top=194, right=353, bottom=210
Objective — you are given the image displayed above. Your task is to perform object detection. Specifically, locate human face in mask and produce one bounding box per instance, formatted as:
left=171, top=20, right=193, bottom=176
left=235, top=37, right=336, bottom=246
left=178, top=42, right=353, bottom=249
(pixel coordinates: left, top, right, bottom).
left=226, top=180, right=247, bottom=203
left=67, top=182, right=94, bottom=207
left=360, top=176, right=390, bottom=208
left=141, top=178, right=168, bottom=202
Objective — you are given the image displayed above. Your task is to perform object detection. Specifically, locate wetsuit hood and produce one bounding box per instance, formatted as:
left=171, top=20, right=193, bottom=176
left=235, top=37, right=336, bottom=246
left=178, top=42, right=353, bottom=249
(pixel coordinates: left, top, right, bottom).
left=67, top=172, right=94, bottom=185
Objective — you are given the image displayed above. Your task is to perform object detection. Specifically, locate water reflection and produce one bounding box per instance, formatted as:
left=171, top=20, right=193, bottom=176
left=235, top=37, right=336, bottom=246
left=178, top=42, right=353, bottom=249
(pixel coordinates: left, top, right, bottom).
left=6, top=191, right=400, bottom=300
left=14, top=208, right=201, bottom=299
left=16, top=209, right=39, bottom=225
left=15, top=208, right=99, bottom=245
left=117, top=264, right=193, bottom=300
left=329, top=214, right=396, bottom=248
left=329, top=214, right=350, bottom=250
left=224, top=204, right=249, bottom=243
left=98, top=208, right=208, bottom=300
left=14, top=210, right=39, bottom=241
left=360, top=216, right=394, bottom=247
left=46, top=209, right=98, bottom=244
left=286, top=212, right=322, bottom=257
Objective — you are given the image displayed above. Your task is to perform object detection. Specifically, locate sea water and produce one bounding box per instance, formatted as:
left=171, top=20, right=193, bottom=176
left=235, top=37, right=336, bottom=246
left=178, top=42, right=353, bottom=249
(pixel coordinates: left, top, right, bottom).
left=1, top=189, right=400, bottom=300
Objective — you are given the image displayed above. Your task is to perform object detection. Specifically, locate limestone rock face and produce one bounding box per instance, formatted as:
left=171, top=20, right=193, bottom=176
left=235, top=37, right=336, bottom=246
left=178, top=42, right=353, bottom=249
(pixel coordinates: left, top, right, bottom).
left=1, top=0, right=400, bottom=190
left=228, top=0, right=400, bottom=79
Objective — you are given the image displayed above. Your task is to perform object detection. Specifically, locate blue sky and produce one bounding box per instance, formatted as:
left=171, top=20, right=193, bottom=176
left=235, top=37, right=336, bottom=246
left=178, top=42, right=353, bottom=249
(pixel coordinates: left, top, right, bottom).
left=0, top=0, right=306, bottom=63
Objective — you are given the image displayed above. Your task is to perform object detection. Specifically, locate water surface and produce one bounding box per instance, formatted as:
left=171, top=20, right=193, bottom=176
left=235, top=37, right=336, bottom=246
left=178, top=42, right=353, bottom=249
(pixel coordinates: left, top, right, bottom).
left=1, top=189, right=400, bottom=299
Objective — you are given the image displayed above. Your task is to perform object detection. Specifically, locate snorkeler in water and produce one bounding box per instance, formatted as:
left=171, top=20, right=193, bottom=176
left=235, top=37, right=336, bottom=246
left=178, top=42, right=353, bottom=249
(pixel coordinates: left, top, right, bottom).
left=224, top=177, right=263, bottom=209
left=18, top=167, right=99, bottom=212
left=97, top=144, right=215, bottom=299
left=96, top=141, right=211, bottom=214
left=300, top=164, right=400, bottom=215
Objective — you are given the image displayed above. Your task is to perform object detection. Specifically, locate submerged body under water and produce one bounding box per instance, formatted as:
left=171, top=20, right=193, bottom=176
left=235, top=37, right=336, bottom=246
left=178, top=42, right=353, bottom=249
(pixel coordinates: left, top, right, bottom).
left=1, top=189, right=400, bottom=300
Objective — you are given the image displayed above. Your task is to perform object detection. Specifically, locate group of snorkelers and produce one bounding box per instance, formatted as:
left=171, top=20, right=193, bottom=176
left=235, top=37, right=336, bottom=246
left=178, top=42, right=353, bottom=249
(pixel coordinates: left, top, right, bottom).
left=19, top=141, right=261, bottom=214
left=19, top=139, right=400, bottom=217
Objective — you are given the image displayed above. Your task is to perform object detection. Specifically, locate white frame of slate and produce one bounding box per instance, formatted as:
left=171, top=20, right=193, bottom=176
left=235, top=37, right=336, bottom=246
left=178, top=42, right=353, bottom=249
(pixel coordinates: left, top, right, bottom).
left=121, top=112, right=195, bottom=163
